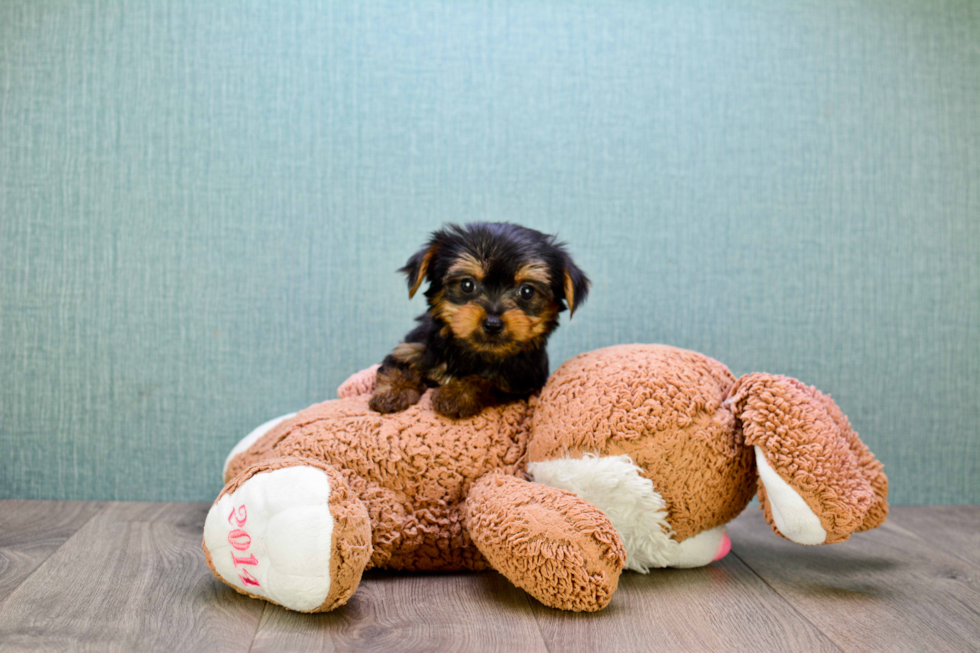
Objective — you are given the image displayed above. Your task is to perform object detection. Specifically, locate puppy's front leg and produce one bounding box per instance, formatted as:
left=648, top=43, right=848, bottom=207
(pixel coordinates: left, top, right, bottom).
left=369, top=359, right=426, bottom=414
left=431, top=375, right=497, bottom=419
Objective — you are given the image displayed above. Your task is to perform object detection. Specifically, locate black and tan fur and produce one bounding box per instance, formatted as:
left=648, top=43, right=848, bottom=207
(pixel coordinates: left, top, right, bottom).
left=370, top=222, right=589, bottom=419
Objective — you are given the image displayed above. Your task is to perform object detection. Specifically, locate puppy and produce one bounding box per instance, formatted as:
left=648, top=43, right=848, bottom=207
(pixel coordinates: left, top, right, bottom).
left=369, top=222, right=589, bottom=419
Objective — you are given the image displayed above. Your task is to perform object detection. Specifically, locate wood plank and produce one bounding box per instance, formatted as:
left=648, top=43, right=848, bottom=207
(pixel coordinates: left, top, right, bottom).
left=0, top=500, right=104, bottom=604
left=250, top=570, right=549, bottom=653
left=885, top=505, right=980, bottom=568
left=531, top=543, right=840, bottom=653
left=0, top=502, right=264, bottom=653
left=0, top=501, right=975, bottom=652
left=728, top=507, right=980, bottom=652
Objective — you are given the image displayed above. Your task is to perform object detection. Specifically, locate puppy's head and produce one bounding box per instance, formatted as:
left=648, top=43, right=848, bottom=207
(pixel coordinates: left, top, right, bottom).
left=400, top=222, right=589, bottom=356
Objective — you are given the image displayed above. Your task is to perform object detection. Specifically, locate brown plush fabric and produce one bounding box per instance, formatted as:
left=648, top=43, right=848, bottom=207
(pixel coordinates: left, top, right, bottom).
left=529, top=344, right=756, bottom=541
left=209, top=344, right=888, bottom=613
left=224, top=365, right=378, bottom=482
left=813, top=389, right=889, bottom=533
left=727, top=373, right=888, bottom=543
left=337, top=364, right=380, bottom=399
left=204, top=456, right=373, bottom=612
left=228, top=390, right=535, bottom=571
left=465, top=471, right=626, bottom=612
left=224, top=418, right=294, bottom=482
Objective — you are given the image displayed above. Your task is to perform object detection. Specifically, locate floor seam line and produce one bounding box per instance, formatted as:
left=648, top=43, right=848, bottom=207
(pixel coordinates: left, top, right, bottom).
left=513, top=575, right=551, bottom=653
left=0, top=501, right=107, bottom=609
left=245, top=602, right=269, bottom=653
left=730, top=548, right=846, bottom=653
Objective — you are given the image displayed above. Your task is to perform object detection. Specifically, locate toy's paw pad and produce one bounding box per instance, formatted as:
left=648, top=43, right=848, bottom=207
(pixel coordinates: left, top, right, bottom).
left=369, top=387, right=420, bottom=414
left=204, top=467, right=336, bottom=611
left=667, top=526, right=731, bottom=568
left=755, top=446, right=828, bottom=545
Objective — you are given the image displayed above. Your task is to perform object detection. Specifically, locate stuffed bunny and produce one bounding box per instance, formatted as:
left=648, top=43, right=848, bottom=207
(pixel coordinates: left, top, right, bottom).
left=204, top=345, right=887, bottom=612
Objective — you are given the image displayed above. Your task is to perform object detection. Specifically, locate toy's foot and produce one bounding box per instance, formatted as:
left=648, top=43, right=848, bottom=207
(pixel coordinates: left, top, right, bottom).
left=529, top=454, right=737, bottom=572
left=203, top=458, right=372, bottom=612
left=666, top=526, right=732, bottom=568
left=465, top=472, right=626, bottom=612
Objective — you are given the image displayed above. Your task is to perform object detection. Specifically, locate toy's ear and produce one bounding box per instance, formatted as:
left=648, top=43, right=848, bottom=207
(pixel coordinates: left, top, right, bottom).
left=399, top=243, right=438, bottom=299
left=560, top=255, right=590, bottom=317
left=728, top=373, right=888, bottom=545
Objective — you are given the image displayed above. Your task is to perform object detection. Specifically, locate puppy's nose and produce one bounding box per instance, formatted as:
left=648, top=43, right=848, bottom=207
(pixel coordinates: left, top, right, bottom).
left=482, top=315, right=504, bottom=335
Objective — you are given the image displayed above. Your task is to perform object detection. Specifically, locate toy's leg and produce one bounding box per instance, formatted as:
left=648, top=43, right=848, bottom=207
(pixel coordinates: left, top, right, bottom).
left=203, top=457, right=372, bottom=612
left=528, top=454, right=731, bottom=571
left=222, top=413, right=296, bottom=480
left=464, top=471, right=626, bottom=612
left=668, top=525, right=731, bottom=568
left=222, top=365, right=380, bottom=482
left=727, top=373, right=888, bottom=545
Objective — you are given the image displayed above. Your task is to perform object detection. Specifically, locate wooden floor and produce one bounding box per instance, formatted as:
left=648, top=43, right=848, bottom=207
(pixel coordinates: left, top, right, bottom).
left=0, top=503, right=977, bottom=653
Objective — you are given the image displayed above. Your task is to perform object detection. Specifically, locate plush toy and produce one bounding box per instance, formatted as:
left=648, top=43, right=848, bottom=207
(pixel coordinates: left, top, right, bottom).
left=203, top=344, right=888, bottom=613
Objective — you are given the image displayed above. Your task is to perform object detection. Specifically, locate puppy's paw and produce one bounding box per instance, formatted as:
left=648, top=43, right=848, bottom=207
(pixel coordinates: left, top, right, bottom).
left=431, top=381, right=485, bottom=419
left=368, top=387, right=421, bottom=414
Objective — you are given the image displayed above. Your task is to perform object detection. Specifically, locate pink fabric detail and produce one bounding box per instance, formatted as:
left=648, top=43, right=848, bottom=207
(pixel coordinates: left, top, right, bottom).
left=228, top=529, right=252, bottom=551
left=238, top=568, right=260, bottom=587
left=713, top=533, right=731, bottom=561
left=226, top=501, right=261, bottom=587
left=227, top=504, right=247, bottom=527
left=231, top=553, right=258, bottom=567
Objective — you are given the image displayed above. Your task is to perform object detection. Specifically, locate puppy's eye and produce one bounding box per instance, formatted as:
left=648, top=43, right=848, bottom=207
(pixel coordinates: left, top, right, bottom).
left=460, top=278, right=476, bottom=294
left=519, top=284, right=535, bottom=301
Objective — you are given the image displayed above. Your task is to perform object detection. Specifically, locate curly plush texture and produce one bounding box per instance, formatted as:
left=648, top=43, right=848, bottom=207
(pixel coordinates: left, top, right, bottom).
left=337, top=364, right=380, bottom=399
left=527, top=453, right=681, bottom=572
left=204, top=456, right=373, bottom=612
left=210, top=343, right=888, bottom=613
left=727, top=373, right=888, bottom=543
left=227, top=389, right=535, bottom=571
left=465, top=471, right=626, bottom=612
left=529, top=344, right=756, bottom=541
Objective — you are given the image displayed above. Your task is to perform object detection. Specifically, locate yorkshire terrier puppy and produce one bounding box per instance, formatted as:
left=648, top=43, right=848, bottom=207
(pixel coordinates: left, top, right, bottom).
left=369, top=222, right=589, bottom=419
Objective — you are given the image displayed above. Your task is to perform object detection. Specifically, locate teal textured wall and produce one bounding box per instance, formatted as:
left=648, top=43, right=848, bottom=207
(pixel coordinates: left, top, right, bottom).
left=1, top=1, right=978, bottom=504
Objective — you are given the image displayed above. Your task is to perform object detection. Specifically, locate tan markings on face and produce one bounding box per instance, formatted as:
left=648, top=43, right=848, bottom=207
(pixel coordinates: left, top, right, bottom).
left=432, top=290, right=458, bottom=323
left=432, top=290, right=486, bottom=341
left=446, top=253, right=486, bottom=281
left=449, top=304, right=487, bottom=340
left=502, top=307, right=554, bottom=343
left=392, top=342, right=425, bottom=366
left=563, top=270, right=576, bottom=316
left=409, top=246, right=437, bottom=299
left=515, top=261, right=551, bottom=287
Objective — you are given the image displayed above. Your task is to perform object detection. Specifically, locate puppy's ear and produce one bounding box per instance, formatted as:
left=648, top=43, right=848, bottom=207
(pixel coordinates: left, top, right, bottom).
left=399, top=243, right=438, bottom=299
left=561, top=255, right=590, bottom=317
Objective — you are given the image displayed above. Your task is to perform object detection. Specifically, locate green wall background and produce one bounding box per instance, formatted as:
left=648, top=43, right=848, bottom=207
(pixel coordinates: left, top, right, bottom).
left=2, top=0, right=978, bottom=504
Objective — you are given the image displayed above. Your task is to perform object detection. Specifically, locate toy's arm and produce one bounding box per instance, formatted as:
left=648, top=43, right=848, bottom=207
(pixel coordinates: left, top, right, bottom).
left=726, top=373, right=888, bottom=545
left=337, top=365, right=380, bottom=399
left=464, top=471, right=626, bottom=612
